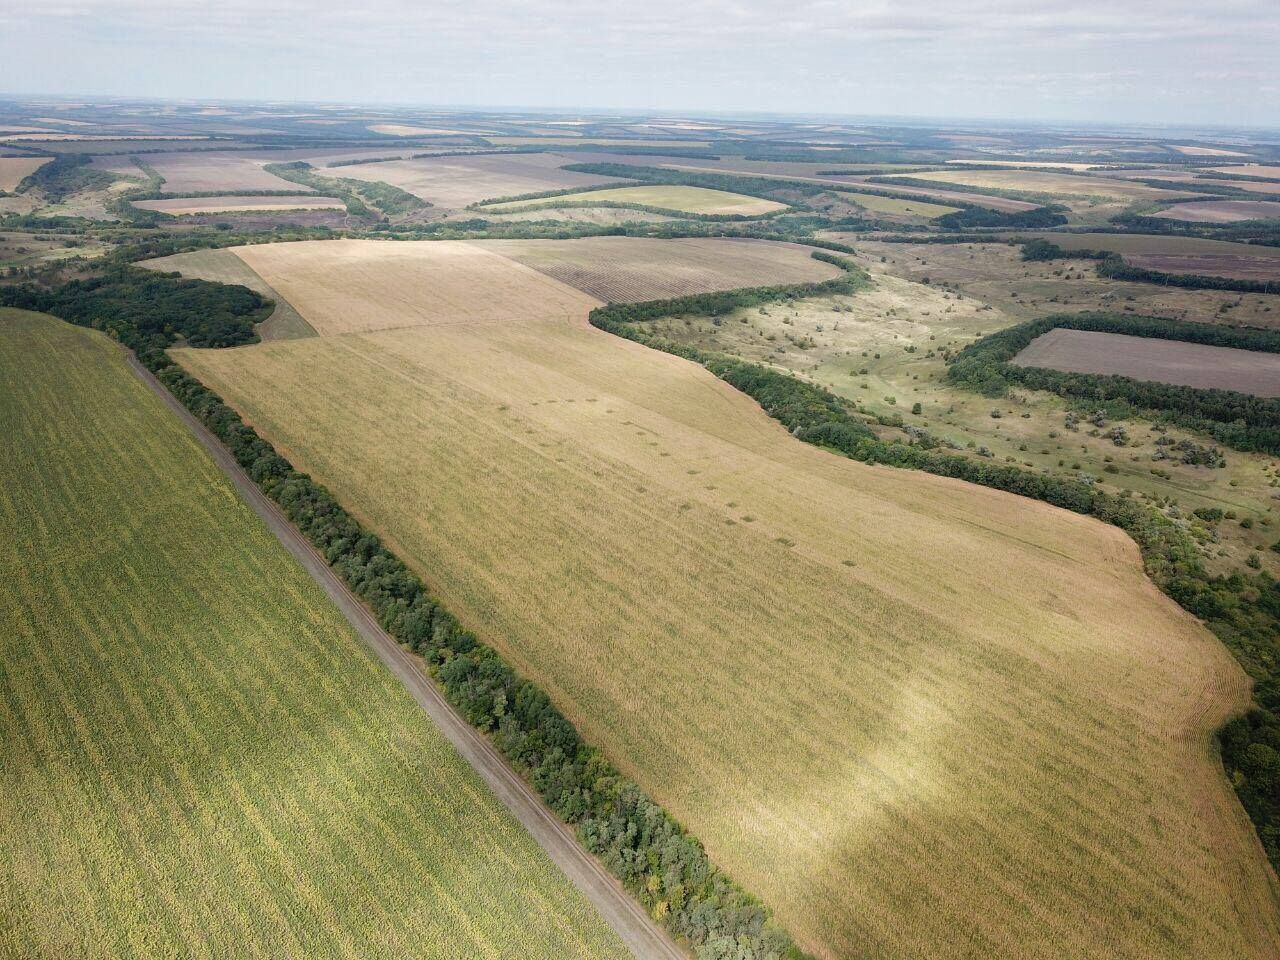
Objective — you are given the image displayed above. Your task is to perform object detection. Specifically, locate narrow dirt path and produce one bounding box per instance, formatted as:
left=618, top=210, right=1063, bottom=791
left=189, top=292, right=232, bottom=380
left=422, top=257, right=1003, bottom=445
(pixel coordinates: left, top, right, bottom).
left=127, top=353, right=686, bottom=960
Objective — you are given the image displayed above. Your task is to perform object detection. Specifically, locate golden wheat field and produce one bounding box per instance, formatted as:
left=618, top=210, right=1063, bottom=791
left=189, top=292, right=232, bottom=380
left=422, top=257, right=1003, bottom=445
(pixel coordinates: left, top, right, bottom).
left=174, top=239, right=1280, bottom=960
left=230, top=239, right=603, bottom=335
left=0, top=310, right=623, bottom=960
left=0, top=156, right=51, bottom=191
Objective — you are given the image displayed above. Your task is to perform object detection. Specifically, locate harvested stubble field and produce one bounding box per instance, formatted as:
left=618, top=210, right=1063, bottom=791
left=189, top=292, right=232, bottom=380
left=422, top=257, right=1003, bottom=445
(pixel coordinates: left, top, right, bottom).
left=131, top=195, right=346, bottom=215
left=477, top=236, right=842, bottom=301
left=1014, top=231, right=1280, bottom=260
left=1013, top=327, right=1280, bottom=396
left=1154, top=200, right=1280, bottom=223
left=229, top=239, right=603, bottom=336
left=0, top=310, right=623, bottom=960
left=311, top=153, right=624, bottom=208
left=0, top=156, right=51, bottom=191
left=1124, top=253, right=1280, bottom=281
left=175, top=239, right=1280, bottom=960
left=1212, top=165, right=1280, bottom=179
left=882, top=168, right=1190, bottom=201
left=89, top=152, right=315, bottom=193
left=481, top=184, right=786, bottom=216
left=138, top=248, right=315, bottom=340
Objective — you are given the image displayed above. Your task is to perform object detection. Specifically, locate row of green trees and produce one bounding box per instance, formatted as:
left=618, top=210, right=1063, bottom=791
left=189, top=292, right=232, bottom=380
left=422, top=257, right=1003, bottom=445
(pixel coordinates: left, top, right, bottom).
left=590, top=283, right=1280, bottom=872
left=947, top=312, right=1280, bottom=455
left=19, top=269, right=810, bottom=960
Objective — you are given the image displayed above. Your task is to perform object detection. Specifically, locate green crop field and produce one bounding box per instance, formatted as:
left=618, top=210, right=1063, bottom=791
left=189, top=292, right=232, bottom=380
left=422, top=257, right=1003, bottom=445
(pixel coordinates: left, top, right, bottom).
left=0, top=310, right=622, bottom=960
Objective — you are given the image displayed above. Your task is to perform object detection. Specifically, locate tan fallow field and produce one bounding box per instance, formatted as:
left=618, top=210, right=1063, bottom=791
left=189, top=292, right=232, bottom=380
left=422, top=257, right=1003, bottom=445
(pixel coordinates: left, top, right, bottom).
left=175, top=237, right=1280, bottom=960
left=309, top=153, right=624, bottom=208
left=0, top=156, right=51, bottom=192
left=131, top=195, right=346, bottom=216
left=882, top=168, right=1192, bottom=201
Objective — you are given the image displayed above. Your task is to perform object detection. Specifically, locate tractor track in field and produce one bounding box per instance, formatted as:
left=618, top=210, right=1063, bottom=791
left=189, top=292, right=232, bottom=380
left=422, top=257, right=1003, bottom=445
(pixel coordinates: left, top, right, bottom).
left=126, top=352, right=686, bottom=960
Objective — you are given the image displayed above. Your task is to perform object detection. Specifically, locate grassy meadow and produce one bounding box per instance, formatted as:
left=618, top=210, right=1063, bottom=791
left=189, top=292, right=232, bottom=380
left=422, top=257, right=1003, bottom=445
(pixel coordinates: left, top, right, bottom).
left=0, top=310, right=623, bottom=960
left=175, top=252, right=1280, bottom=960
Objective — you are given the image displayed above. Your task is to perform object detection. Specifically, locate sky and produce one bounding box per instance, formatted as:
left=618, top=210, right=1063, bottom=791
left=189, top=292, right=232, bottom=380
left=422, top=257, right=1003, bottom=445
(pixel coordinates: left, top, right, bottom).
left=2, top=0, right=1278, bottom=128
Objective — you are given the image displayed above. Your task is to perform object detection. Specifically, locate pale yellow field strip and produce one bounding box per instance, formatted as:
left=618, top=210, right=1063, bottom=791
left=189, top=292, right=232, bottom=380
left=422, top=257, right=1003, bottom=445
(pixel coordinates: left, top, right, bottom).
left=133, top=196, right=346, bottom=215
left=482, top=184, right=786, bottom=216
left=1172, top=145, right=1253, bottom=157
left=368, top=124, right=475, bottom=136
left=175, top=237, right=1280, bottom=960
left=230, top=239, right=603, bottom=336
left=883, top=168, right=1192, bottom=200
left=0, top=157, right=51, bottom=191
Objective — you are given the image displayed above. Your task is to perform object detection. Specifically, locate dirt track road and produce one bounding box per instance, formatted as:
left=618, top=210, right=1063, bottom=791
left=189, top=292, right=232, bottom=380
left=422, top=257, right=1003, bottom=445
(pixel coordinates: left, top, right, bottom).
left=127, top=353, right=686, bottom=960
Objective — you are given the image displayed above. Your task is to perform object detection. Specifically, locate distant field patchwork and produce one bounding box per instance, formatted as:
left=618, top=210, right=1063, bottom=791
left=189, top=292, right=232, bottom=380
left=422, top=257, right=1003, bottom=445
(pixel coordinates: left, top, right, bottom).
left=175, top=238, right=1279, bottom=960
left=1013, top=327, right=1280, bottom=396
left=0, top=310, right=623, bottom=960
left=481, top=184, right=786, bottom=216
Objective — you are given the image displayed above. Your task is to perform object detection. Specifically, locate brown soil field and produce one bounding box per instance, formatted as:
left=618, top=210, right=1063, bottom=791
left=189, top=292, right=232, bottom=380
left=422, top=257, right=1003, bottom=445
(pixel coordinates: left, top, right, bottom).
left=138, top=248, right=315, bottom=340
left=229, top=239, right=603, bottom=336
left=132, top=196, right=346, bottom=215
left=1125, top=253, right=1280, bottom=281
left=1154, top=200, right=1280, bottom=223
left=174, top=259, right=1280, bottom=959
left=882, top=169, right=1190, bottom=202
left=0, top=157, right=51, bottom=191
left=476, top=236, right=842, bottom=302
left=1211, top=165, right=1280, bottom=179
left=310, top=153, right=625, bottom=208
left=90, top=152, right=315, bottom=193
left=1012, top=231, right=1280, bottom=260
left=1014, top=327, right=1280, bottom=396
left=1201, top=179, right=1280, bottom=196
